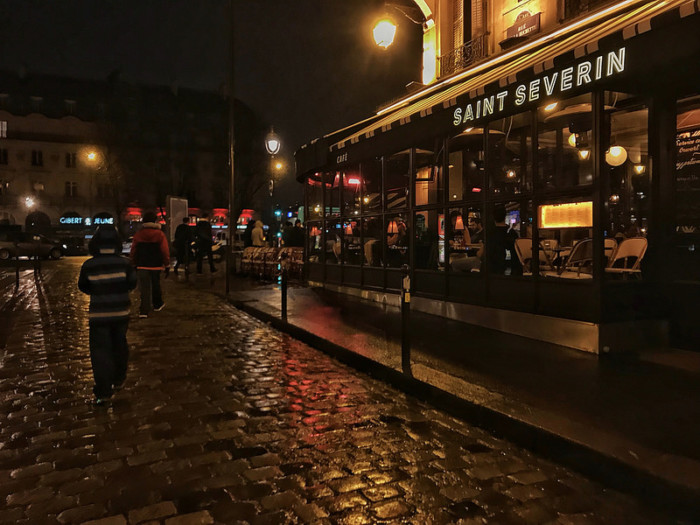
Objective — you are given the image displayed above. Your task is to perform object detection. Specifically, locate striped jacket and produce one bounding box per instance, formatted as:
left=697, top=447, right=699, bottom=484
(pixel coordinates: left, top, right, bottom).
left=78, top=251, right=137, bottom=323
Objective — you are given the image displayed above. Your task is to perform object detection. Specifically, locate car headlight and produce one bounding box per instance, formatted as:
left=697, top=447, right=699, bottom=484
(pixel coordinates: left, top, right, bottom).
left=62, top=244, right=67, bottom=249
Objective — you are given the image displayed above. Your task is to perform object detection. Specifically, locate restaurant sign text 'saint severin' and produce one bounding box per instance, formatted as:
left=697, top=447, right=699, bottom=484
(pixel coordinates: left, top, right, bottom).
left=452, top=47, right=627, bottom=127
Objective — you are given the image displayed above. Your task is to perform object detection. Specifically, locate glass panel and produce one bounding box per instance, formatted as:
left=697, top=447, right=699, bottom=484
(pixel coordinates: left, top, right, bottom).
left=325, top=219, right=342, bottom=264
left=324, top=172, right=340, bottom=218
left=484, top=201, right=527, bottom=276
left=385, top=150, right=409, bottom=210
left=449, top=127, right=484, bottom=201
left=307, top=221, right=322, bottom=263
left=448, top=205, right=483, bottom=273
left=674, top=96, right=700, bottom=281
left=538, top=199, right=593, bottom=279
left=341, top=218, right=362, bottom=265
left=306, top=173, right=324, bottom=221
left=604, top=94, right=649, bottom=280
left=414, top=210, right=442, bottom=270
left=362, top=158, right=382, bottom=214
left=415, top=139, right=444, bottom=206
left=362, top=216, right=383, bottom=267
left=489, top=112, right=532, bottom=196
left=341, top=164, right=362, bottom=217
left=537, top=94, right=593, bottom=190
left=385, top=213, right=409, bottom=268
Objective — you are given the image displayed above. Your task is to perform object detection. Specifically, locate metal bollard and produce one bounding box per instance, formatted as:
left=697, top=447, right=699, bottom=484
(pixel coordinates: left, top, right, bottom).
left=400, top=264, right=412, bottom=377
left=280, top=252, right=289, bottom=322
left=33, top=235, right=41, bottom=274
left=15, top=243, right=20, bottom=288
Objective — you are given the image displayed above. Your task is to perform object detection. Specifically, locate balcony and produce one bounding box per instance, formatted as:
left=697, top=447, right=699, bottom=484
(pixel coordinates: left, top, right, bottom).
left=438, top=35, right=487, bottom=79
left=564, top=0, right=614, bottom=20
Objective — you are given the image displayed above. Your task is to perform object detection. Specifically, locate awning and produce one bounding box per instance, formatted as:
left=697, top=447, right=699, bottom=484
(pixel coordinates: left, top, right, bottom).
left=328, top=0, right=699, bottom=154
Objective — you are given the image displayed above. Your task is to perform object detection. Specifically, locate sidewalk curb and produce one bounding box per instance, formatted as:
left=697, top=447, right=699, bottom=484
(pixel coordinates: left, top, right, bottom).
left=231, top=298, right=700, bottom=520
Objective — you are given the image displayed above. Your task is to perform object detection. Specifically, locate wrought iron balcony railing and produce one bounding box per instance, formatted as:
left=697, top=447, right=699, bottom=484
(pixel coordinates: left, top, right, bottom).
left=438, top=34, right=487, bottom=78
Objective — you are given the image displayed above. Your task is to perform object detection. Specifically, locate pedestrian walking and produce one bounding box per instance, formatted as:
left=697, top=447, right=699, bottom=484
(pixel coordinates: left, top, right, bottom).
left=252, top=220, right=266, bottom=247
left=195, top=213, right=217, bottom=274
left=173, top=216, right=192, bottom=275
left=130, top=211, right=169, bottom=317
left=78, top=225, right=137, bottom=405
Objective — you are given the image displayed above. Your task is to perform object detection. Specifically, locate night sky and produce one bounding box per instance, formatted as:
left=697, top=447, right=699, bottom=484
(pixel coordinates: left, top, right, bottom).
left=0, top=0, right=422, bottom=200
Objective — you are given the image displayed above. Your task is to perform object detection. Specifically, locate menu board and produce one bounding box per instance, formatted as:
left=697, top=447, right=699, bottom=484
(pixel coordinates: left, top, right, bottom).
left=676, top=127, right=700, bottom=232
left=539, top=201, right=593, bottom=229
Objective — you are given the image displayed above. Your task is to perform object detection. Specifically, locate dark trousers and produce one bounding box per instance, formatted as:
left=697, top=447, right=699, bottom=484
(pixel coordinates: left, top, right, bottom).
left=196, top=243, right=216, bottom=273
left=174, top=245, right=189, bottom=270
left=89, top=319, right=129, bottom=398
left=137, top=269, right=163, bottom=314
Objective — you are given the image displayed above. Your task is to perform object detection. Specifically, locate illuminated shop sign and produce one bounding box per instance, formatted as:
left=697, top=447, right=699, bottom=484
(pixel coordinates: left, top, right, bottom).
left=539, top=201, right=593, bottom=229
left=59, top=216, right=114, bottom=226
left=453, top=47, right=626, bottom=126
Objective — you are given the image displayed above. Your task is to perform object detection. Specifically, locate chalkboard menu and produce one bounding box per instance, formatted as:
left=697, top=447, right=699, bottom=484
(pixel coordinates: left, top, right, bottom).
left=675, top=127, right=700, bottom=232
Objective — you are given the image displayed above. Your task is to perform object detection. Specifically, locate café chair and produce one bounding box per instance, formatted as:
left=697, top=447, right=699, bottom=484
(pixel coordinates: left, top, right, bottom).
left=514, top=238, right=554, bottom=275
left=544, top=238, right=593, bottom=279
left=605, top=237, right=647, bottom=278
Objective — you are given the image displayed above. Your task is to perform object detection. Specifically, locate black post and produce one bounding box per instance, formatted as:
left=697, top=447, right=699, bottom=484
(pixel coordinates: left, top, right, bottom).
left=15, top=242, right=20, bottom=288
left=33, top=235, right=41, bottom=274
left=400, top=264, right=412, bottom=376
left=280, top=252, right=289, bottom=322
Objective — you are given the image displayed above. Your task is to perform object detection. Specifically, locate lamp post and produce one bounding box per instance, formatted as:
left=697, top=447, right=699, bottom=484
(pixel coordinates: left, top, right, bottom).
left=85, top=149, right=100, bottom=219
left=226, top=0, right=236, bottom=295
left=265, top=128, right=282, bottom=196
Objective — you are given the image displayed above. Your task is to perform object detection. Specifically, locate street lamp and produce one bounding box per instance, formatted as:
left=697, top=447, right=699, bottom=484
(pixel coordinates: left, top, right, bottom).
left=265, top=128, right=281, bottom=155
left=373, top=18, right=397, bottom=48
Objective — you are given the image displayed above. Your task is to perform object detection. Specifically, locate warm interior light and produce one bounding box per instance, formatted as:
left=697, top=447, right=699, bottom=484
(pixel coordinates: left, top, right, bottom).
left=347, top=177, right=361, bottom=185
left=87, top=151, right=97, bottom=161
left=387, top=220, right=399, bottom=234
left=24, top=196, right=36, bottom=209
left=454, top=216, right=465, bottom=231
left=578, top=149, right=590, bottom=160
left=345, top=224, right=353, bottom=235
left=545, top=102, right=558, bottom=111
left=634, top=164, right=646, bottom=174
left=506, top=170, right=516, bottom=179
left=539, top=201, right=593, bottom=228
left=605, top=145, right=627, bottom=166
left=363, top=196, right=370, bottom=204
left=373, top=19, right=397, bottom=49
left=275, top=162, right=283, bottom=170
left=471, top=187, right=482, bottom=193
left=567, top=133, right=577, bottom=148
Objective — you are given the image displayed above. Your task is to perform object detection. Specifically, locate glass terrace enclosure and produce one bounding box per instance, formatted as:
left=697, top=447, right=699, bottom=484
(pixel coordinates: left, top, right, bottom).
left=297, top=2, right=700, bottom=353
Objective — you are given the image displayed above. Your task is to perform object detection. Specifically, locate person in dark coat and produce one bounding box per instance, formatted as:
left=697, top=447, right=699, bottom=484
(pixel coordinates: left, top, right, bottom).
left=130, top=211, right=170, bottom=317
left=242, top=219, right=255, bottom=248
left=486, top=204, right=522, bottom=276
left=78, top=225, right=137, bottom=405
left=195, top=213, right=217, bottom=274
left=173, top=217, right=192, bottom=275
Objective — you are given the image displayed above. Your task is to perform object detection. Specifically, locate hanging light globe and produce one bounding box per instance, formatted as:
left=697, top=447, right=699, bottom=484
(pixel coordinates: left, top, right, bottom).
left=373, top=19, right=397, bottom=49
left=605, top=145, right=627, bottom=166
left=265, top=129, right=281, bottom=155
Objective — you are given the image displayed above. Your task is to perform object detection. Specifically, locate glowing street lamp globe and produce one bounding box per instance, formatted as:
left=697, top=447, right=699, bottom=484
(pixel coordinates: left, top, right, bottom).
left=265, top=130, right=281, bottom=155
left=373, top=19, right=397, bottom=49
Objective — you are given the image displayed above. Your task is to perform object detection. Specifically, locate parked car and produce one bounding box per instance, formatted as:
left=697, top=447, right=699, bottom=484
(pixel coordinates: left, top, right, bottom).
left=58, top=235, right=88, bottom=256
left=0, top=232, right=63, bottom=260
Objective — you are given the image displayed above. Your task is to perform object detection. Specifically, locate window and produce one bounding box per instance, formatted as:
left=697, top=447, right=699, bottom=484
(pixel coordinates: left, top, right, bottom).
left=325, top=218, right=342, bottom=264
left=65, top=181, right=78, bottom=198
left=0, top=149, right=8, bottom=165
left=0, top=121, right=6, bottom=138
left=385, top=150, right=409, bottom=211
left=537, top=199, right=593, bottom=279
left=538, top=94, right=594, bottom=190
left=414, top=139, right=444, bottom=206
left=96, top=184, right=113, bottom=198
left=489, top=111, right=532, bottom=196
left=324, top=172, right=340, bottom=218
left=362, top=216, right=383, bottom=267
left=449, top=127, right=485, bottom=200
left=31, top=150, right=43, bottom=167
left=306, top=173, right=323, bottom=221
left=65, top=152, right=76, bottom=168
left=307, top=221, right=322, bottom=263
left=414, top=209, right=442, bottom=270
left=341, top=164, right=361, bottom=217
left=385, top=213, right=408, bottom=268
left=0, top=180, right=7, bottom=195
left=65, top=99, right=77, bottom=115
left=448, top=205, right=483, bottom=274
left=361, top=158, right=382, bottom=214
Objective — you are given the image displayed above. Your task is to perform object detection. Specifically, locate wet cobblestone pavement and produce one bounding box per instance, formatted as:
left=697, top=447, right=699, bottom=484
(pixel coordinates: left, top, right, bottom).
left=0, top=260, right=677, bottom=524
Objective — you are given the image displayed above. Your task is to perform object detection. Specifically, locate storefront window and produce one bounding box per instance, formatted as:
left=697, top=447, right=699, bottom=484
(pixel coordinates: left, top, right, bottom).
left=341, top=164, right=362, bottom=217
left=489, top=112, right=532, bottom=196
left=414, top=140, right=444, bottom=206
left=449, top=128, right=484, bottom=201
left=385, top=150, right=409, bottom=210
left=448, top=205, right=483, bottom=274
left=385, top=213, right=408, bottom=268
left=538, top=94, right=593, bottom=190
left=604, top=94, right=650, bottom=279
left=362, top=158, right=382, bottom=214
left=306, top=173, right=323, bottom=221
left=362, top=216, right=383, bottom=267
left=324, top=172, right=340, bottom=218
left=414, top=210, right=441, bottom=270
left=307, top=221, right=322, bottom=263
left=485, top=201, right=529, bottom=276
left=341, top=218, right=362, bottom=265
left=537, top=199, right=593, bottom=279
left=674, top=96, right=700, bottom=281
left=325, top=219, right=342, bottom=264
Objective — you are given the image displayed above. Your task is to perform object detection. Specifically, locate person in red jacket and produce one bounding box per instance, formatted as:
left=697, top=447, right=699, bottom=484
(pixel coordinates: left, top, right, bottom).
left=130, top=211, right=170, bottom=318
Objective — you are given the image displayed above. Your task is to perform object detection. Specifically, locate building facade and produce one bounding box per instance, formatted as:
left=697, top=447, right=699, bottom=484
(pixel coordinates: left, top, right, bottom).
left=296, top=0, right=700, bottom=352
left=0, top=71, right=230, bottom=237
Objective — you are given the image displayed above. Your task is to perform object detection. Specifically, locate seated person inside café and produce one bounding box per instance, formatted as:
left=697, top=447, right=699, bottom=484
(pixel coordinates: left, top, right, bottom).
left=386, top=217, right=408, bottom=267
left=468, top=215, right=483, bottom=243
left=450, top=211, right=482, bottom=272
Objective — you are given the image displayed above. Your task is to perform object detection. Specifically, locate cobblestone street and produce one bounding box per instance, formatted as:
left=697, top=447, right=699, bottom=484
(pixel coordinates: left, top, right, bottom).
left=0, top=259, right=674, bottom=524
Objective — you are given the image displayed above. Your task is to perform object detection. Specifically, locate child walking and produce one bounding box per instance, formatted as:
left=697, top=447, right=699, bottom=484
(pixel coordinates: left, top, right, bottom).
left=78, top=225, right=137, bottom=405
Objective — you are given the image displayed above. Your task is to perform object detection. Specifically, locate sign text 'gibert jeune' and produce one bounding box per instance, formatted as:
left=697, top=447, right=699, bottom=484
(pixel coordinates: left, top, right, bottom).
left=452, top=47, right=626, bottom=126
